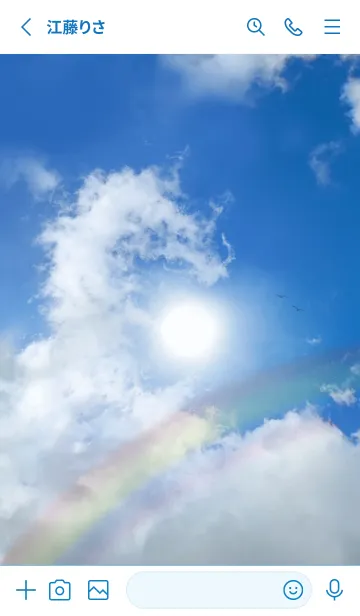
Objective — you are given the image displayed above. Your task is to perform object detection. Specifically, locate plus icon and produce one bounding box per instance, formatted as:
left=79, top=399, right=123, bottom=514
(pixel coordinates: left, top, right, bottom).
left=16, top=580, right=36, bottom=600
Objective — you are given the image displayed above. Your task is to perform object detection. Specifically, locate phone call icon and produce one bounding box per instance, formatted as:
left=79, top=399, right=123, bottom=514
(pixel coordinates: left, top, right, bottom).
left=284, top=18, right=303, bottom=36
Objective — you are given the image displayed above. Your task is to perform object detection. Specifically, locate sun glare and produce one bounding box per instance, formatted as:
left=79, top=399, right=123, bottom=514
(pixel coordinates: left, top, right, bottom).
left=160, top=302, right=219, bottom=360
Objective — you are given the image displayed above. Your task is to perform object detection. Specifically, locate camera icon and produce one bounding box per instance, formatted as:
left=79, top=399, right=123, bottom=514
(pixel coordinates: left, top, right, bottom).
left=49, top=579, right=71, bottom=601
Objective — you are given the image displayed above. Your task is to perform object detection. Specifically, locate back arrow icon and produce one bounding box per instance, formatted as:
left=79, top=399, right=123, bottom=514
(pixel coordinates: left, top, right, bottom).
left=21, top=18, right=31, bottom=36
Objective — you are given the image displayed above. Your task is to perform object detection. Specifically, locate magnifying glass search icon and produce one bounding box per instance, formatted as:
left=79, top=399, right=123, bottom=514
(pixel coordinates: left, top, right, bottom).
left=247, top=18, right=265, bottom=36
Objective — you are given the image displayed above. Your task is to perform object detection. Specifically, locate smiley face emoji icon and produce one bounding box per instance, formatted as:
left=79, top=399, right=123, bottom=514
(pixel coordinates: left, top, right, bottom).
left=283, top=580, right=304, bottom=600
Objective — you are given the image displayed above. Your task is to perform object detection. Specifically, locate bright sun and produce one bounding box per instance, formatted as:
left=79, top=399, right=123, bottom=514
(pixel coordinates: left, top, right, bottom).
left=160, top=302, right=219, bottom=360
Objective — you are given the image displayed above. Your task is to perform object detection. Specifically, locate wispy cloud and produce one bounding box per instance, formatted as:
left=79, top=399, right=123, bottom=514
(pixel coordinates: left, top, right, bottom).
left=351, top=364, right=360, bottom=376
left=309, top=142, right=341, bottom=186
left=341, top=77, right=360, bottom=133
left=162, top=55, right=315, bottom=101
left=320, top=384, right=357, bottom=406
left=0, top=157, right=60, bottom=199
left=306, top=336, right=322, bottom=345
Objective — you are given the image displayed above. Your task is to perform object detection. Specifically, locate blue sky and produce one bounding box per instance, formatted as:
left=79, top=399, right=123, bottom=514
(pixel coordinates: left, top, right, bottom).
left=2, top=54, right=360, bottom=565
left=2, top=55, right=360, bottom=397
left=1, top=55, right=359, bottom=347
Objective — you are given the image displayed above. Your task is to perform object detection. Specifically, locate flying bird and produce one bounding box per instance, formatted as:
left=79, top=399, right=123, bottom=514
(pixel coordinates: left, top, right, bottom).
left=276, top=294, right=287, bottom=298
left=292, top=305, right=304, bottom=312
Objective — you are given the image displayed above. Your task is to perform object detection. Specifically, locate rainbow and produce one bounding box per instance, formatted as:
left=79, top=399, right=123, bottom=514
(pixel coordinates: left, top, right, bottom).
left=3, top=345, right=359, bottom=565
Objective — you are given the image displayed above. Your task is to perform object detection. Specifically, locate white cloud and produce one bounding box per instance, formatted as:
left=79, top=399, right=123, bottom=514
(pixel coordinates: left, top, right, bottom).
left=67, top=411, right=360, bottom=565
left=306, top=336, right=322, bottom=345
left=0, top=157, right=60, bottom=199
left=320, top=384, right=357, bottom=406
left=340, top=56, right=360, bottom=74
left=0, top=163, right=233, bottom=557
left=163, top=55, right=312, bottom=100
left=2, top=159, right=360, bottom=567
left=341, top=77, right=360, bottom=133
left=163, top=56, right=360, bottom=142
left=351, top=363, right=360, bottom=376
left=309, top=142, right=340, bottom=186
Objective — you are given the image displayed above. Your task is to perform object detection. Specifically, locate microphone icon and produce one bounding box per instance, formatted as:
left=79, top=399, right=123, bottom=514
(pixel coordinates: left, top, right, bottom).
left=326, top=579, right=343, bottom=600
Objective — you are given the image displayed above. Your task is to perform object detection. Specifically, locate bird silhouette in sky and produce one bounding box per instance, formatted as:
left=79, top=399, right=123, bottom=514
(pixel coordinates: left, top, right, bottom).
left=276, top=294, right=287, bottom=298
left=292, top=305, right=304, bottom=312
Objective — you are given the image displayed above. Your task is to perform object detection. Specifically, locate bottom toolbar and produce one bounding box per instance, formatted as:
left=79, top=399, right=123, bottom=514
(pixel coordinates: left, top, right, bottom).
left=1, top=566, right=359, bottom=614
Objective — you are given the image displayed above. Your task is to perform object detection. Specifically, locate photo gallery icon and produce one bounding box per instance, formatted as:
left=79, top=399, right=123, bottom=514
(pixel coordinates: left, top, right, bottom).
left=88, top=580, right=109, bottom=600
